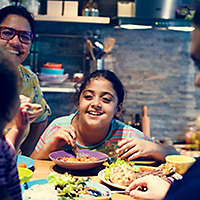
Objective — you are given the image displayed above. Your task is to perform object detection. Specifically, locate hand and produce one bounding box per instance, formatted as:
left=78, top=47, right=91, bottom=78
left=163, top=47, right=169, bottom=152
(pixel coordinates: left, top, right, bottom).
left=44, top=125, right=77, bottom=153
left=116, top=138, right=157, bottom=160
left=19, top=95, right=43, bottom=123
left=128, top=175, right=170, bottom=200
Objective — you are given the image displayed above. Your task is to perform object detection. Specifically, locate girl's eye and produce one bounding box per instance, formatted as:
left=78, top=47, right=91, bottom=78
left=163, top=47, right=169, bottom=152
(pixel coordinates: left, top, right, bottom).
left=102, top=97, right=112, bottom=103
left=84, top=95, right=93, bottom=100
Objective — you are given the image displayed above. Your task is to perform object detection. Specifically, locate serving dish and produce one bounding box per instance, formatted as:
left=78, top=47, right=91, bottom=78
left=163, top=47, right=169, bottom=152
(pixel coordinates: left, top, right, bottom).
left=21, top=179, right=111, bottom=200
left=174, top=144, right=200, bottom=157
left=18, top=167, right=33, bottom=184
left=17, top=155, right=34, bottom=169
left=40, top=67, right=64, bottom=75
left=166, top=155, right=196, bottom=175
left=49, top=150, right=109, bottom=170
left=38, top=73, right=68, bottom=84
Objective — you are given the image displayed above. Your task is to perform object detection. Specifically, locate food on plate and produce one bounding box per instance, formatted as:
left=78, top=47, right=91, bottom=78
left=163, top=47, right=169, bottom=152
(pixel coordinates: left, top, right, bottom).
left=17, top=162, right=27, bottom=168
left=23, top=172, right=109, bottom=200
left=57, top=156, right=99, bottom=162
left=96, top=145, right=118, bottom=158
left=158, top=163, right=176, bottom=176
left=104, top=159, right=168, bottom=187
left=23, top=183, right=58, bottom=200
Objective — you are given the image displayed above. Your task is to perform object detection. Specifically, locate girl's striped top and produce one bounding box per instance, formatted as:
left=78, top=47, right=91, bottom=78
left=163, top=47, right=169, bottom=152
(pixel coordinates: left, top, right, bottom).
left=35, top=112, right=152, bottom=153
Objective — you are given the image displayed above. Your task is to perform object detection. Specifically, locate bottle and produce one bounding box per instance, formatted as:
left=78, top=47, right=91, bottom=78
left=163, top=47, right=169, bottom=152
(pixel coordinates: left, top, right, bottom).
left=82, top=0, right=92, bottom=16
left=132, top=113, right=142, bottom=131
left=194, top=117, right=200, bottom=150
left=91, top=1, right=99, bottom=16
left=141, top=105, right=151, bottom=137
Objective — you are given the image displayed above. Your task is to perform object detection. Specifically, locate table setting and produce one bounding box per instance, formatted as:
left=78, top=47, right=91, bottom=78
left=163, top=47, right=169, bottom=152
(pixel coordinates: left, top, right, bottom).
left=16, top=145, right=191, bottom=200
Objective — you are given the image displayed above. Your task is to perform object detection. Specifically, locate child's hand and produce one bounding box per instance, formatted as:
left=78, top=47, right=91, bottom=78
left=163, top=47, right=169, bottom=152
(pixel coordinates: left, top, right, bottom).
left=116, top=138, right=157, bottom=160
left=47, top=125, right=77, bottom=152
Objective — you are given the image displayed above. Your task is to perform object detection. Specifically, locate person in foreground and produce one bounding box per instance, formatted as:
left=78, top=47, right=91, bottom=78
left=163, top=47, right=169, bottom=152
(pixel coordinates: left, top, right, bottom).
left=128, top=5, right=200, bottom=200
left=31, top=69, right=177, bottom=161
left=0, top=5, right=51, bottom=155
left=0, top=47, right=24, bottom=200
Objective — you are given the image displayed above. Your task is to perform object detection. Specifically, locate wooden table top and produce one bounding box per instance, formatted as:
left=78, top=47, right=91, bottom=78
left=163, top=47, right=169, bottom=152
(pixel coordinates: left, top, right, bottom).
left=32, top=159, right=134, bottom=200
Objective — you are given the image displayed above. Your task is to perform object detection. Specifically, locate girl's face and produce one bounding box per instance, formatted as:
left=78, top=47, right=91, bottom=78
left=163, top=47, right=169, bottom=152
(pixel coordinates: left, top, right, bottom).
left=78, top=77, right=120, bottom=129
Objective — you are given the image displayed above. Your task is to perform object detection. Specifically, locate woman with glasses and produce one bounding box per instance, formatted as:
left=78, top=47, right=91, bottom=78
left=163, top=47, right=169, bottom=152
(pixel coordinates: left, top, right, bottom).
left=0, top=5, right=51, bottom=155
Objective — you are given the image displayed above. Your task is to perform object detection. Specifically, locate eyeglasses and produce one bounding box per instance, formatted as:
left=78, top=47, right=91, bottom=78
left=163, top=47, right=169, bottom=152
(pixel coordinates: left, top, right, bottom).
left=0, top=26, right=33, bottom=44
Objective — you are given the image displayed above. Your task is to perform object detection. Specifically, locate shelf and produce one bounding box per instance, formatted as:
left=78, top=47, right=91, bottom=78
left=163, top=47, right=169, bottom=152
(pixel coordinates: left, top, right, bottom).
left=41, top=87, right=76, bottom=93
left=40, top=81, right=76, bottom=93
left=35, top=15, right=110, bottom=24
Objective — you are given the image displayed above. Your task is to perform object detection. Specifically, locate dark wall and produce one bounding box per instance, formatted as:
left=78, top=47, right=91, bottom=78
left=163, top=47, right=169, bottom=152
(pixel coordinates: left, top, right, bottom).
left=24, top=22, right=199, bottom=140
left=101, top=27, right=198, bottom=140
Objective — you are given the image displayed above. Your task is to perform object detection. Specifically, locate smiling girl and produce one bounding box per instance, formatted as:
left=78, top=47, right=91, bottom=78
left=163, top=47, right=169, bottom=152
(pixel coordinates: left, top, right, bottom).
left=31, top=70, right=177, bottom=161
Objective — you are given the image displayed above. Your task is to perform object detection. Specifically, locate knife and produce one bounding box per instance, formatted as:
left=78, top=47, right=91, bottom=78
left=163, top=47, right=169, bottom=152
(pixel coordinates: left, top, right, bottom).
left=111, top=190, right=129, bottom=194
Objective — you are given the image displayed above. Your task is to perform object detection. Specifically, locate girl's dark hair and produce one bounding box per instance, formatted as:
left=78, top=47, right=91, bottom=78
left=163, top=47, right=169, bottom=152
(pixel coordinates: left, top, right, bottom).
left=74, top=70, right=125, bottom=106
left=0, top=5, right=35, bottom=35
left=193, top=5, right=200, bottom=27
left=0, top=47, right=20, bottom=122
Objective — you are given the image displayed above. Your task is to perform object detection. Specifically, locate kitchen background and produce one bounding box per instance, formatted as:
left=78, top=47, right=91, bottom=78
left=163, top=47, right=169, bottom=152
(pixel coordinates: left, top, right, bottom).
left=4, top=0, right=200, bottom=141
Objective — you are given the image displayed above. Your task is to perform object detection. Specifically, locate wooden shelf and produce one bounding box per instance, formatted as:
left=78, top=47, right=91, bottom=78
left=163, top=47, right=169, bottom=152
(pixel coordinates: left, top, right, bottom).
left=35, top=15, right=110, bottom=24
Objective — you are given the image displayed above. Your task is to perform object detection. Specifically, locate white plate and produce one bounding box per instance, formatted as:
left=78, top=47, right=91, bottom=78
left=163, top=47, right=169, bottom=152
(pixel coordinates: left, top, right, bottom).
left=21, top=179, right=111, bottom=199
left=98, top=169, right=128, bottom=190
left=98, top=166, right=182, bottom=190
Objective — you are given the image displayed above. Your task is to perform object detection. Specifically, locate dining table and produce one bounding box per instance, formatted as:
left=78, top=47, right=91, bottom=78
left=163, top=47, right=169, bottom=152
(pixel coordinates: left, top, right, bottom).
left=31, top=159, right=134, bottom=200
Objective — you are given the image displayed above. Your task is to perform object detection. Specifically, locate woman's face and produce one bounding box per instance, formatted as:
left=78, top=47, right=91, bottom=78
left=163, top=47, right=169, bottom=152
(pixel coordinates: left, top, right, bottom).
left=0, top=14, right=32, bottom=66
left=78, top=77, right=120, bottom=129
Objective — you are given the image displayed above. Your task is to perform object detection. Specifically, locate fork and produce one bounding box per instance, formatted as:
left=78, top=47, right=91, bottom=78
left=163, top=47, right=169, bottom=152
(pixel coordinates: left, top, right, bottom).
left=72, top=144, right=88, bottom=157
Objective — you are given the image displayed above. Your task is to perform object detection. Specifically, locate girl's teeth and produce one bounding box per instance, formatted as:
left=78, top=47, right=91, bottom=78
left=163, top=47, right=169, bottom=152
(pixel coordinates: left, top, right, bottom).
left=89, top=112, right=101, bottom=116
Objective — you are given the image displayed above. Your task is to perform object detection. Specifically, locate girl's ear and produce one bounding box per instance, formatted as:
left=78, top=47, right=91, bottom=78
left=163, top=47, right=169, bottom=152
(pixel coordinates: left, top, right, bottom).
left=115, top=103, right=123, bottom=118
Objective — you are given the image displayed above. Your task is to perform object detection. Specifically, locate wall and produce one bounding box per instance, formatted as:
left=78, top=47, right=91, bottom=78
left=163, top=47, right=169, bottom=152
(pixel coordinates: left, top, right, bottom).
left=26, top=23, right=200, bottom=141
left=101, top=27, right=200, bottom=140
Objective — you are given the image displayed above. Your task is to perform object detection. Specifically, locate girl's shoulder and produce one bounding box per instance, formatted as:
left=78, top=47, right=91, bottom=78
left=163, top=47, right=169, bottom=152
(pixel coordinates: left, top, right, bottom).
left=50, top=113, right=76, bottom=127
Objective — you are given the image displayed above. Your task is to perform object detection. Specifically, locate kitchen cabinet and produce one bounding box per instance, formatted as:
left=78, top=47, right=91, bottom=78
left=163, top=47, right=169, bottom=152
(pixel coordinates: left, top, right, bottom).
left=24, top=16, right=111, bottom=76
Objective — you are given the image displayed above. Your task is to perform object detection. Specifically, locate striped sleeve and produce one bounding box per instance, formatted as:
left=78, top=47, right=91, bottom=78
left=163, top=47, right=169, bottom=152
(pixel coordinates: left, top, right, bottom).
left=35, top=116, right=72, bottom=152
left=0, top=136, right=22, bottom=200
left=111, top=119, right=153, bottom=142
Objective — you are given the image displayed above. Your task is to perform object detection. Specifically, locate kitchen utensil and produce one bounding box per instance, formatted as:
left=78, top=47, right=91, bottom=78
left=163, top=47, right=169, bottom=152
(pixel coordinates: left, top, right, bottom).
left=135, top=0, right=178, bottom=19
left=40, top=67, right=64, bottom=75
left=72, top=145, right=88, bottom=157
left=103, top=37, right=116, bottom=54
left=111, top=190, right=129, bottom=194
left=142, top=105, right=151, bottom=137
